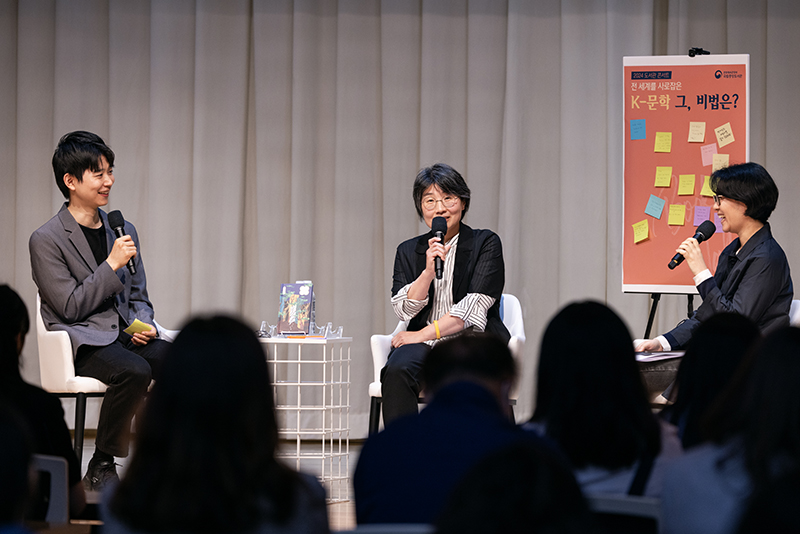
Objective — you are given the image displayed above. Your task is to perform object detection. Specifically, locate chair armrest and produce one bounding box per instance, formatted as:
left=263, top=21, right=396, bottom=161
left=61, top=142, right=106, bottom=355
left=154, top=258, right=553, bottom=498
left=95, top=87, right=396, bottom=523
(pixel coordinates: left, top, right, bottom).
left=154, top=320, right=180, bottom=343
left=38, top=328, right=75, bottom=392
left=370, top=334, right=394, bottom=384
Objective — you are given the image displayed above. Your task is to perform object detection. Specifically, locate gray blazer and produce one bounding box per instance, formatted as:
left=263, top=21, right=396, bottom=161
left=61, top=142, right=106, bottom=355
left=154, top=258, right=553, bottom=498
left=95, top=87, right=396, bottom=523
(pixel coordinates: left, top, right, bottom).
left=29, top=204, right=156, bottom=357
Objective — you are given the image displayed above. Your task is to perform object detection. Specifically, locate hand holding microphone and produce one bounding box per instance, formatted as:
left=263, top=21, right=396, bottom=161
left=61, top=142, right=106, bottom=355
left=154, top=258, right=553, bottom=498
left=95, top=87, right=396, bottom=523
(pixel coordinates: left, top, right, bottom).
left=431, top=217, right=448, bottom=280
left=107, top=210, right=137, bottom=275
left=668, top=220, right=716, bottom=271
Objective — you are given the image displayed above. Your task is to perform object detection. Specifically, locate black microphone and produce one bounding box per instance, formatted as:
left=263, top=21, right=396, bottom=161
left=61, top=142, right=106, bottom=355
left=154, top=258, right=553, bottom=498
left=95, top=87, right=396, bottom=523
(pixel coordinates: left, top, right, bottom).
left=431, top=216, right=447, bottom=280
left=107, top=210, right=136, bottom=275
left=668, top=220, right=717, bottom=270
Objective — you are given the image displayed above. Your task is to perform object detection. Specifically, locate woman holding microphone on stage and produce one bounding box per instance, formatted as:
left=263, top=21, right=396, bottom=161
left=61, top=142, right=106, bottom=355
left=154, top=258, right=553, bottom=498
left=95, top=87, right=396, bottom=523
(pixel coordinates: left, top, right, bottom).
left=636, top=162, right=793, bottom=352
left=381, top=163, right=509, bottom=426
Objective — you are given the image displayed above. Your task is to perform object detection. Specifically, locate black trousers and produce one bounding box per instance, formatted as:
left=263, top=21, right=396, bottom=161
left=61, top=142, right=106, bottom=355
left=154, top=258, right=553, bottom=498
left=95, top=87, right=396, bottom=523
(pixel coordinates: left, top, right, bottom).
left=380, top=342, right=431, bottom=426
left=75, top=334, right=169, bottom=457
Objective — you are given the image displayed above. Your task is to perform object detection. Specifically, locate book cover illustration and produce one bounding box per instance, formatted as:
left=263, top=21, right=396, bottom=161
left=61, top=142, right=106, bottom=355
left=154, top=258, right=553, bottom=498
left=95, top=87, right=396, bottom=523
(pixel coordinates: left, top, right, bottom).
left=277, top=283, right=313, bottom=334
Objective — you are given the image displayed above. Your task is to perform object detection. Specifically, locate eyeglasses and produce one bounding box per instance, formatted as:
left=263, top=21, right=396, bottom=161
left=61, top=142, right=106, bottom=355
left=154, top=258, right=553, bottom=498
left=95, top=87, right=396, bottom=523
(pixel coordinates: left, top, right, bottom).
left=713, top=194, right=736, bottom=205
left=422, top=196, right=459, bottom=211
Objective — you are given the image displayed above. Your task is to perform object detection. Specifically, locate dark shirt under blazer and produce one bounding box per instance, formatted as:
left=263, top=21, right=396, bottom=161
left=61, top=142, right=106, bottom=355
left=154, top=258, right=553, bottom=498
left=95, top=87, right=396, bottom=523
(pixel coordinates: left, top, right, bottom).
left=391, top=223, right=509, bottom=342
left=29, top=204, right=156, bottom=357
left=664, top=223, right=793, bottom=349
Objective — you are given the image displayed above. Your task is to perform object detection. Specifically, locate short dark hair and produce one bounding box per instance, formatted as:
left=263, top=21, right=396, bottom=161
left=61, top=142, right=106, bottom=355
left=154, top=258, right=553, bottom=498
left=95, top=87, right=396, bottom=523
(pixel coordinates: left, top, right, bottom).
left=532, top=301, right=660, bottom=470
left=52, top=131, right=115, bottom=199
left=412, top=163, right=471, bottom=220
left=710, top=162, right=778, bottom=223
left=421, top=332, right=515, bottom=394
left=0, top=285, right=30, bottom=377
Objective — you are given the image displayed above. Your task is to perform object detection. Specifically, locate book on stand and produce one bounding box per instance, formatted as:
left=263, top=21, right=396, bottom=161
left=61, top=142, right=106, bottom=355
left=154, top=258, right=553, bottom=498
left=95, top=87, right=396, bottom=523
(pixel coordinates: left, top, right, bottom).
left=277, top=282, right=314, bottom=334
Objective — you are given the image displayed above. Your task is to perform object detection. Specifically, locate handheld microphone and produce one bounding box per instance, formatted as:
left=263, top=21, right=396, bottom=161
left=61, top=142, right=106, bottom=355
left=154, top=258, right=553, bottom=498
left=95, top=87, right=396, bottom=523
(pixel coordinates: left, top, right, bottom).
left=431, top=216, right=447, bottom=280
left=107, top=210, right=137, bottom=275
left=668, top=220, right=717, bottom=270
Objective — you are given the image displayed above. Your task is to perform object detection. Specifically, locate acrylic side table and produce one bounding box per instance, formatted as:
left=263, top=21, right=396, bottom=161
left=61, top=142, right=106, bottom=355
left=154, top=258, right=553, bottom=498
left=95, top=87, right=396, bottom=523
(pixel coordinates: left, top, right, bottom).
left=259, top=336, right=351, bottom=502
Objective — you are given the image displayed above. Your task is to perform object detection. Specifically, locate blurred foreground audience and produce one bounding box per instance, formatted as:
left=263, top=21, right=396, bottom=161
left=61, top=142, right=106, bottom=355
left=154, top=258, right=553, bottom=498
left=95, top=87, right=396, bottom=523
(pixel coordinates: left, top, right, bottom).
left=355, top=333, right=551, bottom=525
left=659, top=313, right=760, bottom=449
left=0, top=285, right=85, bottom=519
left=527, top=301, right=682, bottom=497
left=0, top=407, right=34, bottom=534
left=661, top=326, right=800, bottom=534
left=434, top=441, right=595, bottom=534
left=103, top=316, right=330, bottom=534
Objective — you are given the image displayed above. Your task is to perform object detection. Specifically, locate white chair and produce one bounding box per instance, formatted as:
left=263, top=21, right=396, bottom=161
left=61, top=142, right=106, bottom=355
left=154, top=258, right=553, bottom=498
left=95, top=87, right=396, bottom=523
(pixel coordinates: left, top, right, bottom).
left=31, top=454, right=70, bottom=525
left=587, top=493, right=661, bottom=533
left=36, top=294, right=178, bottom=465
left=790, top=299, right=800, bottom=326
left=368, top=293, right=526, bottom=435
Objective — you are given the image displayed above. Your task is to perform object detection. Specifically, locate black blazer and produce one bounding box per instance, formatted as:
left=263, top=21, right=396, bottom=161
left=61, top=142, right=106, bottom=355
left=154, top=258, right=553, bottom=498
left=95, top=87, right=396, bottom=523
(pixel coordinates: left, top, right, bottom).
left=391, top=223, right=509, bottom=343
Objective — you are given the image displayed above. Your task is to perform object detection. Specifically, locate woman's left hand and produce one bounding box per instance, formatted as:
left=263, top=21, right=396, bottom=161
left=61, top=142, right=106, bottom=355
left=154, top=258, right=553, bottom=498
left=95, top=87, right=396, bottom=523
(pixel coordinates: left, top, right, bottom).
left=676, top=237, right=707, bottom=277
left=391, top=329, right=427, bottom=348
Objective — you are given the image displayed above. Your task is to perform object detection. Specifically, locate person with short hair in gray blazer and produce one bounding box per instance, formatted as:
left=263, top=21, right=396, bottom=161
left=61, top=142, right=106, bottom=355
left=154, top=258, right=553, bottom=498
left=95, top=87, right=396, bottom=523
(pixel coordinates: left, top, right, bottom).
left=29, top=131, right=169, bottom=492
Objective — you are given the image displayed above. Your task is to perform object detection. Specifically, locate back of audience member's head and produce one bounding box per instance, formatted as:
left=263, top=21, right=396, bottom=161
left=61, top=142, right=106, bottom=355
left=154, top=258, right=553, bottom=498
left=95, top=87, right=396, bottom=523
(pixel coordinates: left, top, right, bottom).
left=0, top=405, right=34, bottom=525
left=736, top=469, right=800, bottom=534
left=532, top=301, right=660, bottom=470
left=664, top=313, right=760, bottom=448
left=111, top=315, right=299, bottom=533
left=705, top=326, right=800, bottom=493
left=421, top=332, right=515, bottom=404
left=0, top=284, right=30, bottom=378
left=435, top=442, right=595, bottom=534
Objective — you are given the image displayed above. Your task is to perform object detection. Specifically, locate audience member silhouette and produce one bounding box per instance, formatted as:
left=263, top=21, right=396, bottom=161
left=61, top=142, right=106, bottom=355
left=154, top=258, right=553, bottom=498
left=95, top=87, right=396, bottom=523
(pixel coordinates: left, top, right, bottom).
left=355, top=332, right=547, bottom=525
left=736, top=468, right=800, bottom=534
left=0, top=285, right=85, bottom=518
left=660, top=312, right=760, bottom=449
left=0, top=406, right=34, bottom=534
left=528, top=301, right=682, bottom=497
left=661, top=326, right=800, bottom=534
left=435, top=441, right=595, bottom=534
left=104, top=315, right=330, bottom=534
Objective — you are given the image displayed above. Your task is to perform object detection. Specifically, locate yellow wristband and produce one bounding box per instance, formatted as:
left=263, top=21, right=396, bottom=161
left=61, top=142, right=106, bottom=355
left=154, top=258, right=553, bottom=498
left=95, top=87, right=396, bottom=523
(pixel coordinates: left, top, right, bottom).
left=434, top=320, right=441, bottom=340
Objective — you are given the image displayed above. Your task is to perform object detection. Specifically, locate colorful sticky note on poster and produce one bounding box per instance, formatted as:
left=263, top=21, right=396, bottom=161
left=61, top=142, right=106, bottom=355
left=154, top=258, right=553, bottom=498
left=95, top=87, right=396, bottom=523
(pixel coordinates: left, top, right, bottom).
left=713, top=212, right=723, bottom=233
left=654, top=167, right=672, bottom=187
left=645, top=195, right=666, bottom=219
left=632, top=220, right=649, bottom=243
left=714, top=122, right=735, bottom=148
left=694, top=205, right=711, bottom=226
left=678, top=174, right=696, bottom=195
left=700, top=143, right=717, bottom=167
left=630, top=119, right=646, bottom=140
left=668, top=204, right=686, bottom=226
left=712, top=153, right=730, bottom=172
left=688, top=122, right=706, bottom=143
left=654, top=132, right=672, bottom=153
left=700, top=175, right=714, bottom=197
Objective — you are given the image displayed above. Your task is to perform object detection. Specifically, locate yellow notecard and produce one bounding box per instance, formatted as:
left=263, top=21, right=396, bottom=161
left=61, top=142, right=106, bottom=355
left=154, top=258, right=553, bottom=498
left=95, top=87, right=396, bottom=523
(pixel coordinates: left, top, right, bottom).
left=712, top=153, right=730, bottom=172
left=654, top=132, right=672, bottom=153
left=700, top=175, right=714, bottom=197
left=678, top=174, right=696, bottom=195
left=668, top=204, right=686, bottom=226
left=654, top=166, right=672, bottom=187
left=632, top=220, right=649, bottom=243
left=714, top=122, right=735, bottom=148
left=688, top=122, right=706, bottom=143
left=123, top=319, right=153, bottom=336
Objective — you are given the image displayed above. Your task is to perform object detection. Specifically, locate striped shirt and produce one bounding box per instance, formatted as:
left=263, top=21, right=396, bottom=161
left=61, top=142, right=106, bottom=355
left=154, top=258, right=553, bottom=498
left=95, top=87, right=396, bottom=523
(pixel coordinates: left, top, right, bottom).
left=390, top=233, right=496, bottom=345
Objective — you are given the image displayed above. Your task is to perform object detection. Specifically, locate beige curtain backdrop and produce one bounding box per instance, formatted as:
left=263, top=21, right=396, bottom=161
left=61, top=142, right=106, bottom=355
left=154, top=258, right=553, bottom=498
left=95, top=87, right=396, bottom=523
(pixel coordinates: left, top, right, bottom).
left=2, top=0, right=799, bottom=437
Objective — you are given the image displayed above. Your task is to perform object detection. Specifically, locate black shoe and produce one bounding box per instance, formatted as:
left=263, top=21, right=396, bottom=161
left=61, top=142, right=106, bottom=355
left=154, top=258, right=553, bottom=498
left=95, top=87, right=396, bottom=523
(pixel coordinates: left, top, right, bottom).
left=82, top=458, right=120, bottom=492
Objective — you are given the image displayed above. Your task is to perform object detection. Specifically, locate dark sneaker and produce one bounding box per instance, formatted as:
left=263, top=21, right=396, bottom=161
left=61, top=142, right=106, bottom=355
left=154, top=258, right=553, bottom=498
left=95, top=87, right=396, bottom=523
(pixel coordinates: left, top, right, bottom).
left=82, top=458, right=120, bottom=492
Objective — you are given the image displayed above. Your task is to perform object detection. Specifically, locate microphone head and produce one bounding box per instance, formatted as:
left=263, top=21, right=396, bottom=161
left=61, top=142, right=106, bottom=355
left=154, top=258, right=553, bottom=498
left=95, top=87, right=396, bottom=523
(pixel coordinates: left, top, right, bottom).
left=431, top=216, right=447, bottom=236
left=696, top=220, right=717, bottom=242
left=107, top=210, right=125, bottom=230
